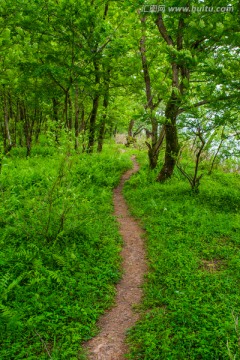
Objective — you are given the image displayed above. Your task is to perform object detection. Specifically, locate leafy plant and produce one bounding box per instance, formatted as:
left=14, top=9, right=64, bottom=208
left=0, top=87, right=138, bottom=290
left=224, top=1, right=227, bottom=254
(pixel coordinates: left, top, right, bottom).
left=124, top=152, right=240, bottom=359
left=0, top=145, right=132, bottom=359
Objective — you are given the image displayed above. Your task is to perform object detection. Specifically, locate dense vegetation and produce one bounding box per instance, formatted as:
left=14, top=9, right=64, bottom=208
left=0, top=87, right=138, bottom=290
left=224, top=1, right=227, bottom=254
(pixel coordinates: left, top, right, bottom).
left=0, top=0, right=239, bottom=359
left=1, top=0, right=239, bottom=171
left=124, top=152, right=240, bottom=359
left=0, top=142, right=131, bottom=359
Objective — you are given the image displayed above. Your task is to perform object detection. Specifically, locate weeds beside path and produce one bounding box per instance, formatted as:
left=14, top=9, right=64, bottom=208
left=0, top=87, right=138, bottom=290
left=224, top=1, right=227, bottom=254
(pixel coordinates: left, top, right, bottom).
left=124, top=157, right=240, bottom=360
left=85, top=156, right=147, bottom=359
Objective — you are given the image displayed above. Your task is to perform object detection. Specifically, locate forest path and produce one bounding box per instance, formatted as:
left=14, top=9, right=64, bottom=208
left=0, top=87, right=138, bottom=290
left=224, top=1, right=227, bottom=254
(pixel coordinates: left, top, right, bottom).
left=84, top=156, right=147, bottom=360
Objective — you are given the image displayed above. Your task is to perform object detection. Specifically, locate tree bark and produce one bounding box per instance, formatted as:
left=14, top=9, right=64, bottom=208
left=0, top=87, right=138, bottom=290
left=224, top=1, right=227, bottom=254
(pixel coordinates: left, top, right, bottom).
left=155, top=14, right=187, bottom=181
left=126, top=119, right=135, bottom=147
left=97, top=67, right=110, bottom=152
left=156, top=92, right=180, bottom=181
left=87, top=59, right=100, bottom=153
left=97, top=95, right=108, bottom=152
left=3, top=89, right=12, bottom=154
left=63, top=90, right=69, bottom=128
left=20, top=101, right=34, bottom=157
left=74, top=86, right=80, bottom=150
left=88, top=95, right=99, bottom=153
left=139, top=15, right=164, bottom=169
left=146, top=125, right=165, bottom=169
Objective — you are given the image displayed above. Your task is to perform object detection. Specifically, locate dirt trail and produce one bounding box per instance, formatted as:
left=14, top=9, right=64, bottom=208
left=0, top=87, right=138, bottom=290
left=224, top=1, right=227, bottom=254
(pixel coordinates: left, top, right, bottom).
left=84, top=156, right=146, bottom=360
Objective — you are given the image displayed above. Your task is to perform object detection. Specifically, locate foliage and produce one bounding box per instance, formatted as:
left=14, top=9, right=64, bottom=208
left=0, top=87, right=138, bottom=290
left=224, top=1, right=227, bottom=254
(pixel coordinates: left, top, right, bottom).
left=124, top=153, right=240, bottom=359
left=0, top=144, right=132, bottom=359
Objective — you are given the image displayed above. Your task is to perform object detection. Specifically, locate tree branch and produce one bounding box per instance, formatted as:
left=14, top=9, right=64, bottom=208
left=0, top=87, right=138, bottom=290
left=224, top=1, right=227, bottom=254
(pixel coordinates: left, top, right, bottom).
left=155, top=14, right=174, bottom=46
left=177, top=17, right=184, bottom=50
left=178, top=95, right=238, bottom=114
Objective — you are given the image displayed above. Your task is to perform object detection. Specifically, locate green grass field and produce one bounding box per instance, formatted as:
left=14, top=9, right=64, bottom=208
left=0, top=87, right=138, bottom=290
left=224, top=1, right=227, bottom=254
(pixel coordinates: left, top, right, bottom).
left=1, top=144, right=239, bottom=359
left=0, top=145, right=132, bottom=359
left=124, top=152, right=240, bottom=360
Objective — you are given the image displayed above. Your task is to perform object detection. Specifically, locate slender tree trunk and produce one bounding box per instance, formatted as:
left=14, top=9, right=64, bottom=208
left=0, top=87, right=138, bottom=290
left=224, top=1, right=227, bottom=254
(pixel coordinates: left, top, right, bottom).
left=125, top=119, right=135, bottom=147
left=68, top=96, right=72, bottom=130
left=8, top=91, right=16, bottom=147
left=52, top=97, right=60, bottom=144
left=80, top=108, right=87, bottom=153
left=146, top=125, right=165, bottom=169
left=14, top=99, right=19, bottom=146
left=208, top=128, right=225, bottom=175
left=97, top=67, right=110, bottom=152
left=97, top=101, right=107, bottom=152
left=128, top=119, right=134, bottom=137
left=88, top=96, right=99, bottom=152
left=97, top=118, right=105, bottom=152
left=3, top=89, right=12, bottom=154
left=87, top=59, right=100, bottom=153
left=21, top=102, right=34, bottom=157
left=139, top=15, right=164, bottom=169
left=157, top=93, right=180, bottom=181
left=74, top=86, right=80, bottom=150
left=157, top=123, right=178, bottom=181
left=16, top=101, right=23, bottom=147
left=155, top=14, right=189, bottom=181
left=63, top=90, right=69, bottom=128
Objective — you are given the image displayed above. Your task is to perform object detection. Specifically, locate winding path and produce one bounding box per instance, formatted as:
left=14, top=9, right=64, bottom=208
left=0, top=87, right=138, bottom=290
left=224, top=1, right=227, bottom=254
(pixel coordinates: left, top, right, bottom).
left=84, top=156, right=147, bottom=360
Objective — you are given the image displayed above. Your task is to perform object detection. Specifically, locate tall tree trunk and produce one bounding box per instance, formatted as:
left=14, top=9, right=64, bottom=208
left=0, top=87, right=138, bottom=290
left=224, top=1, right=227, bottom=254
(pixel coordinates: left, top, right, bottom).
left=97, top=117, right=105, bottom=152
left=3, top=89, right=12, bottom=154
left=146, top=125, right=165, bottom=169
left=88, top=96, right=99, bottom=153
left=21, top=102, right=34, bottom=157
left=125, top=119, right=135, bottom=147
left=74, top=86, right=80, bottom=150
left=16, top=101, right=23, bottom=147
left=14, top=99, right=19, bottom=146
left=97, top=67, right=110, bottom=152
left=87, top=59, right=100, bottom=153
left=157, top=122, right=178, bottom=181
left=139, top=15, right=164, bottom=169
left=8, top=91, right=16, bottom=147
left=63, top=90, right=69, bottom=128
left=80, top=107, right=86, bottom=153
left=157, top=93, right=180, bottom=181
left=68, top=96, right=72, bottom=130
left=155, top=14, right=189, bottom=181
left=52, top=97, right=60, bottom=144
left=97, top=98, right=107, bottom=152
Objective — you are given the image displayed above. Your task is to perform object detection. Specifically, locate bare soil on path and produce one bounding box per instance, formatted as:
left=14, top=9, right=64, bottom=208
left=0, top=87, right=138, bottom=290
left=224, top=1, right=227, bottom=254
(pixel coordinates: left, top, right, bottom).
left=84, top=156, right=147, bottom=360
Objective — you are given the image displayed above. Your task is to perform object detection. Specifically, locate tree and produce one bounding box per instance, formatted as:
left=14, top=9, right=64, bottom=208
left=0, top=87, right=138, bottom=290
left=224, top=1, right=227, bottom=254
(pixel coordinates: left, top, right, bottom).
left=133, top=1, right=240, bottom=180
left=139, top=14, right=165, bottom=169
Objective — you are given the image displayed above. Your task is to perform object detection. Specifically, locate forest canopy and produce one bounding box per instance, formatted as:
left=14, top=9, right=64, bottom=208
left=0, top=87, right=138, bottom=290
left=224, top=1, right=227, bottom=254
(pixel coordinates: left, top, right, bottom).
left=0, top=0, right=239, bottom=178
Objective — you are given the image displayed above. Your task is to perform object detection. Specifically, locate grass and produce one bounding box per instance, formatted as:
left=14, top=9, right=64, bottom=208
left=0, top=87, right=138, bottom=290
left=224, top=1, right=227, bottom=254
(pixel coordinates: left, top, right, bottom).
left=124, top=153, right=240, bottom=360
left=0, top=144, right=132, bottom=359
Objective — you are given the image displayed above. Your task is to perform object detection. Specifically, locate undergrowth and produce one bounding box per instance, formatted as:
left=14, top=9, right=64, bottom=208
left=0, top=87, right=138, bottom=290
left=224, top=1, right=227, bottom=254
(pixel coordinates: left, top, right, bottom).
left=124, top=153, right=240, bottom=360
left=0, top=145, right=132, bottom=359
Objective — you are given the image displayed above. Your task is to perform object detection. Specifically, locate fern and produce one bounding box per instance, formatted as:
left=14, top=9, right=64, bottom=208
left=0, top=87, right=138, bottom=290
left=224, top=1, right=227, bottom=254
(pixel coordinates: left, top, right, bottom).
left=0, top=272, right=11, bottom=292
left=52, top=253, right=66, bottom=267
left=0, top=303, right=17, bottom=319
left=47, top=270, right=62, bottom=284
left=0, top=273, right=26, bottom=301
